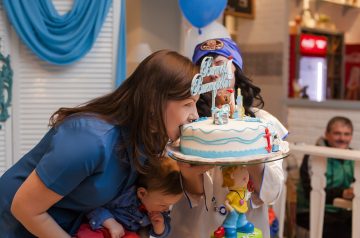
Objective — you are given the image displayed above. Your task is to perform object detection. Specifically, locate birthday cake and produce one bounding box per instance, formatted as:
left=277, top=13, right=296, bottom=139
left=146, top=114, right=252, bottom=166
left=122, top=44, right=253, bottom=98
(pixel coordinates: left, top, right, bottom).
left=180, top=116, right=283, bottom=159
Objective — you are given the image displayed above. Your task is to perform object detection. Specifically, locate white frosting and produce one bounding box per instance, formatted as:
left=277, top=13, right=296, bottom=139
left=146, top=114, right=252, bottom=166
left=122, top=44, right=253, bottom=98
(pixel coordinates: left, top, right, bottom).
left=180, top=118, right=278, bottom=158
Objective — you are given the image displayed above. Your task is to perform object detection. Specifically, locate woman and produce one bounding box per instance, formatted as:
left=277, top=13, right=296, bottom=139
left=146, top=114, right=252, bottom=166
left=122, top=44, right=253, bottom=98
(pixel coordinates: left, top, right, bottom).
left=169, top=38, right=287, bottom=238
left=0, top=50, right=208, bottom=238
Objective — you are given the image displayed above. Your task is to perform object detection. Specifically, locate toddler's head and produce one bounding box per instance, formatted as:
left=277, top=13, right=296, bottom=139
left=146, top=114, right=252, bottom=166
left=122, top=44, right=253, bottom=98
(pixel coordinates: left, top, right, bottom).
left=136, top=158, right=182, bottom=212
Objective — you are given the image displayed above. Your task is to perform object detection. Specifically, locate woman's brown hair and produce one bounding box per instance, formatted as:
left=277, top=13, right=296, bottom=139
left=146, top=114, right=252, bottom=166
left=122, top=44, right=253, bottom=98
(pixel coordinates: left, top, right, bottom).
left=49, top=50, right=198, bottom=172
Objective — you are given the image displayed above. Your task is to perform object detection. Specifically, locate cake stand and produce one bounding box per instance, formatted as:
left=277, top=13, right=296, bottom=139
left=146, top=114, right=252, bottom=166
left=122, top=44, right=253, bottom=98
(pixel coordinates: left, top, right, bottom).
left=166, top=142, right=290, bottom=166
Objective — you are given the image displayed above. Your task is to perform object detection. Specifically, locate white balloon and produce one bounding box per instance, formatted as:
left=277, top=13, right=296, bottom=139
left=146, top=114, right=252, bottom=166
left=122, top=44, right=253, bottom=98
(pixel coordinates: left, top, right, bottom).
left=183, top=21, right=231, bottom=59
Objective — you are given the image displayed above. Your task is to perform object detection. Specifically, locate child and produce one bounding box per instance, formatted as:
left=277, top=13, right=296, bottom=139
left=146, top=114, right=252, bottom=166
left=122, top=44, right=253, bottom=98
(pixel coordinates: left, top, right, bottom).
left=168, top=38, right=288, bottom=238
left=76, top=158, right=183, bottom=238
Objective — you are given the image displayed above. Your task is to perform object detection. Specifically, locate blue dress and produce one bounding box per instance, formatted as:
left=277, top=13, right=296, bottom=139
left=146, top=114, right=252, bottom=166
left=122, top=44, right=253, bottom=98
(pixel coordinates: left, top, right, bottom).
left=0, top=116, right=143, bottom=237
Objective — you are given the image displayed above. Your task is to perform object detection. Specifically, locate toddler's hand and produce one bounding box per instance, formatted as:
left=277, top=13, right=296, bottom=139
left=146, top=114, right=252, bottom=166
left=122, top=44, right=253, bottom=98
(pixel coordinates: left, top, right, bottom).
left=103, top=218, right=125, bottom=238
left=149, top=212, right=165, bottom=235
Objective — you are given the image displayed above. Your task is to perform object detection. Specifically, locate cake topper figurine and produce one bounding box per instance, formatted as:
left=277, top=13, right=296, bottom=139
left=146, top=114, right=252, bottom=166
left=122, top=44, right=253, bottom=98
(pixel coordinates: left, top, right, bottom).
left=272, top=134, right=281, bottom=152
left=213, top=89, right=235, bottom=124
left=190, top=56, right=233, bottom=125
left=213, top=166, right=255, bottom=238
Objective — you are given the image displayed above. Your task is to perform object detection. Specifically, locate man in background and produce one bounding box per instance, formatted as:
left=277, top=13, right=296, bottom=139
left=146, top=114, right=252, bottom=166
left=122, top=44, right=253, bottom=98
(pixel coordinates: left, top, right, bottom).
left=296, top=116, right=354, bottom=238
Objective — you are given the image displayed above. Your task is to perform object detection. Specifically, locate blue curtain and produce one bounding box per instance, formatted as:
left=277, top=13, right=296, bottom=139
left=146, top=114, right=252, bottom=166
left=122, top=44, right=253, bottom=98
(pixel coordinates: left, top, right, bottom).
left=2, top=0, right=112, bottom=65
left=115, top=0, right=126, bottom=87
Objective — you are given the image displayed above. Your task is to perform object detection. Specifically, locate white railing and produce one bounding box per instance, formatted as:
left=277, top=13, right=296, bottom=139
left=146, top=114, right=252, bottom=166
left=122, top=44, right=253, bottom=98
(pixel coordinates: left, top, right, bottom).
left=289, top=143, right=360, bottom=238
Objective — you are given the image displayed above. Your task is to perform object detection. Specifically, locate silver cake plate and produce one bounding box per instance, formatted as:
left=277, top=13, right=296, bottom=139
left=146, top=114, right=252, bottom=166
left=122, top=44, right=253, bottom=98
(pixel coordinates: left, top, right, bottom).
left=166, top=143, right=290, bottom=166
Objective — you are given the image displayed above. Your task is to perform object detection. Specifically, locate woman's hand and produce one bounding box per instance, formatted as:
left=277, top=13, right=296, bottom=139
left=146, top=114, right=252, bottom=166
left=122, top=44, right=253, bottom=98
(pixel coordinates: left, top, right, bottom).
left=177, top=162, right=213, bottom=196
left=103, top=218, right=125, bottom=238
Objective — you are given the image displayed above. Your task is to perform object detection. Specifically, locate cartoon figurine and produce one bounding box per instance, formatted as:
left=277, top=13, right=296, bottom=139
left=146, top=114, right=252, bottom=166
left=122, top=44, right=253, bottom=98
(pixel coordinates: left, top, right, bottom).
left=214, top=166, right=254, bottom=238
left=272, top=134, right=281, bottom=152
left=215, top=88, right=235, bottom=118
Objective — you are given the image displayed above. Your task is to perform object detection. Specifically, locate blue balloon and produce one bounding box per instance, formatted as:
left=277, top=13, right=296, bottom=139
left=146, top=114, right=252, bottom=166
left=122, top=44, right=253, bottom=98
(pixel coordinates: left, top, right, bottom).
left=179, top=0, right=227, bottom=28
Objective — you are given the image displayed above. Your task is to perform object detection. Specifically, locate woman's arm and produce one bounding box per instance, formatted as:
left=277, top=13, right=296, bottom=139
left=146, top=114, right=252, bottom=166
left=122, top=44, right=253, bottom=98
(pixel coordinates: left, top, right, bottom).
left=11, top=170, right=71, bottom=238
left=247, top=160, right=284, bottom=206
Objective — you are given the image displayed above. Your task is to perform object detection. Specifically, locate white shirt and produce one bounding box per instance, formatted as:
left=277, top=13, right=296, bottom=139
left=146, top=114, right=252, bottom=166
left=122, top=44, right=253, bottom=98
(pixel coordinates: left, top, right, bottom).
left=168, top=109, right=288, bottom=238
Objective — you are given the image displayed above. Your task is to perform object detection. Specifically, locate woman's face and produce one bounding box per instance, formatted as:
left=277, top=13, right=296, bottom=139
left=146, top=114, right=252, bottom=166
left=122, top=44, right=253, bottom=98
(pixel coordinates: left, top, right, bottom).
left=164, top=95, right=199, bottom=141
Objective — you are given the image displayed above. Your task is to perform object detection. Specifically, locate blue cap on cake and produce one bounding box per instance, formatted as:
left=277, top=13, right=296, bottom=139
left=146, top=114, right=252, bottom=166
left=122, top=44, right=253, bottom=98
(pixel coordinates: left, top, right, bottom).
left=192, top=38, right=243, bottom=70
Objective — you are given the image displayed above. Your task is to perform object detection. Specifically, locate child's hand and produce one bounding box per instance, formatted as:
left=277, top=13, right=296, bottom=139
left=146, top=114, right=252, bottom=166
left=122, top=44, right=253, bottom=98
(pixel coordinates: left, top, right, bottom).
left=102, top=218, right=125, bottom=238
left=148, top=212, right=165, bottom=235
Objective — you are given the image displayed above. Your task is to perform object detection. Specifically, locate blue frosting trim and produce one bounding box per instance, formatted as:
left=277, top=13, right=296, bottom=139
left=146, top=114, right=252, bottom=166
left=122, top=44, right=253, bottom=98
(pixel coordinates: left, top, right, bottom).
left=181, top=133, right=265, bottom=145
left=180, top=147, right=270, bottom=158
left=182, top=124, right=269, bottom=134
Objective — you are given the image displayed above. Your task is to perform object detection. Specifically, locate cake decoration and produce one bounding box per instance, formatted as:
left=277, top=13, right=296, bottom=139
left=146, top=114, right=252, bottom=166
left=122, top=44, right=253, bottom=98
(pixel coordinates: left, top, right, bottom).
left=272, top=135, right=281, bottom=152
left=236, top=88, right=245, bottom=120
left=263, top=128, right=272, bottom=153
left=190, top=56, right=233, bottom=125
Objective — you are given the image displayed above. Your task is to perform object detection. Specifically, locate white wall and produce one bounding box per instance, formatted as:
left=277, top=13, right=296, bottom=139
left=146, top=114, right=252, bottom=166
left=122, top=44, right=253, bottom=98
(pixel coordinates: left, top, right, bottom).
left=287, top=106, right=360, bottom=149
left=141, top=0, right=181, bottom=52
left=126, top=0, right=181, bottom=76
left=233, top=0, right=289, bottom=123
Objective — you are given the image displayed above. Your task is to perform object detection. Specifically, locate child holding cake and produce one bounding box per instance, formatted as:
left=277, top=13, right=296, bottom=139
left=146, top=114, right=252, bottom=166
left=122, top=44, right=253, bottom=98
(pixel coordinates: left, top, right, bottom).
left=168, top=38, right=288, bottom=238
left=76, top=158, right=182, bottom=238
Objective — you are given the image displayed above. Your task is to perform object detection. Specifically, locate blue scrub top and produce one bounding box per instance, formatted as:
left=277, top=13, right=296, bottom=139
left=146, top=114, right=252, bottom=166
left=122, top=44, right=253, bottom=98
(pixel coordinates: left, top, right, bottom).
left=0, top=115, right=143, bottom=237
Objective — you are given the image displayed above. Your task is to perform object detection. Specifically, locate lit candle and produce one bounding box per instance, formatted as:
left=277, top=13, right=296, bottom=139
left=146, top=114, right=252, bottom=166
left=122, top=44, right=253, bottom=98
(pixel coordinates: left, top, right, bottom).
left=236, top=88, right=245, bottom=119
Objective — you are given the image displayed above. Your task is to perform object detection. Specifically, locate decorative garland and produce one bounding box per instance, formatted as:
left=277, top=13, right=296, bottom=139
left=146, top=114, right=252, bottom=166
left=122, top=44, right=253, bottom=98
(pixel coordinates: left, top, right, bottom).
left=0, top=51, right=13, bottom=123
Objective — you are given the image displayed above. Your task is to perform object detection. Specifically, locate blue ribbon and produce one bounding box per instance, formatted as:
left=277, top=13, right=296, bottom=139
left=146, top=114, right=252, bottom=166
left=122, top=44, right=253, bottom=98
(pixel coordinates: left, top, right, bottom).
left=3, top=0, right=112, bottom=65
left=115, top=0, right=126, bottom=86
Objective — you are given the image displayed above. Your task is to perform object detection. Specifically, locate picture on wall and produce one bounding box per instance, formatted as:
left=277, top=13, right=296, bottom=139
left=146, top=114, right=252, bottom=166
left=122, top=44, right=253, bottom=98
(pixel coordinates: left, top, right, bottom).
left=225, top=0, right=255, bottom=19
